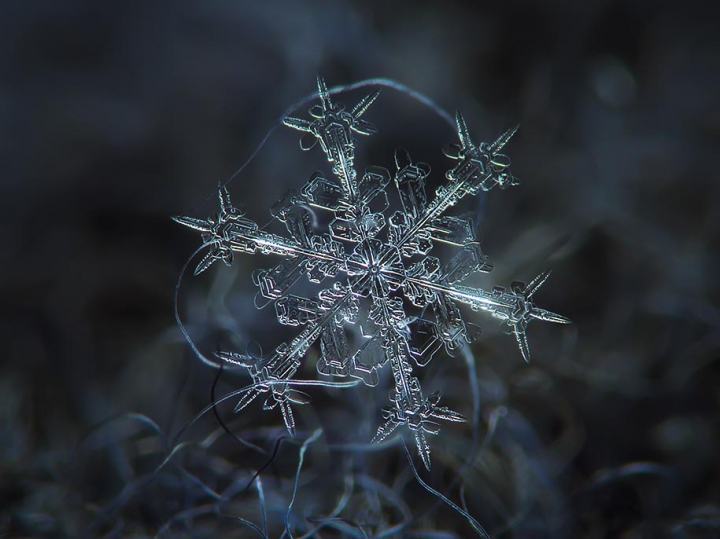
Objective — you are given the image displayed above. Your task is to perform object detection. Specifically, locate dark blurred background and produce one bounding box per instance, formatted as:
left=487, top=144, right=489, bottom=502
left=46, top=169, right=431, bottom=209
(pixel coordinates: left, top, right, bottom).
left=1, top=1, right=719, bottom=537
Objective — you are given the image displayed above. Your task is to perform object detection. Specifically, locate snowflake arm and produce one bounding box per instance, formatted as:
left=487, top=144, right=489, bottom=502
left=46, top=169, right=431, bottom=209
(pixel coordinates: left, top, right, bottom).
left=385, top=113, right=519, bottom=264
left=283, top=76, right=380, bottom=204
left=401, top=270, right=571, bottom=362
left=215, top=284, right=357, bottom=434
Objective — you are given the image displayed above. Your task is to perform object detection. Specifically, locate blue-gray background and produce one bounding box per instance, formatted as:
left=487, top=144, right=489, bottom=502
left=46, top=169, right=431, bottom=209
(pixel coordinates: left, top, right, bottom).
left=1, top=1, right=718, bottom=537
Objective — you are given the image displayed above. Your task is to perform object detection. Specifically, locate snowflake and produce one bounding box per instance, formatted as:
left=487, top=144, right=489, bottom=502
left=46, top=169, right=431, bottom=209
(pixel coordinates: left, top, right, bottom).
left=174, top=77, right=570, bottom=470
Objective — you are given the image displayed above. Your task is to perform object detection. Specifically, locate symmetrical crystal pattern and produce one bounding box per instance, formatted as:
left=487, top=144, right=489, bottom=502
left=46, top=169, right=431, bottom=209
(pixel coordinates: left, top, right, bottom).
left=174, top=77, right=570, bottom=469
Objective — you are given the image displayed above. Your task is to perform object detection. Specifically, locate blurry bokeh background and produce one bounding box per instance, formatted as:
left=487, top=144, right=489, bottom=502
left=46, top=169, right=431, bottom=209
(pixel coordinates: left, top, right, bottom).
left=1, top=1, right=719, bottom=537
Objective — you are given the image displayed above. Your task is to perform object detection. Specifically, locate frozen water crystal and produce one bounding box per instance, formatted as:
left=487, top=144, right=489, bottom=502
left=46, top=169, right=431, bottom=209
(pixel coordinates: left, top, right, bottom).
left=174, top=77, right=570, bottom=469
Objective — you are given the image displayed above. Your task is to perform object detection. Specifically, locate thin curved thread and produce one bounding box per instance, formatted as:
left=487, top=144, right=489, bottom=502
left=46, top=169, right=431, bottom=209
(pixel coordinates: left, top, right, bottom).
left=345, top=78, right=455, bottom=126
left=586, top=461, right=675, bottom=490
left=156, top=503, right=267, bottom=539
left=460, top=406, right=506, bottom=513
left=490, top=442, right=544, bottom=537
left=153, top=504, right=220, bottom=539
left=176, top=463, right=226, bottom=501
left=403, top=439, right=490, bottom=539
left=421, top=346, right=484, bottom=521
left=244, top=434, right=288, bottom=492
left=355, top=474, right=412, bottom=538
left=210, top=363, right=266, bottom=454
left=304, top=518, right=369, bottom=539
left=74, top=412, right=167, bottom=454
left=212, top=513, right=267, bottom=539
left=284, top=428, right=323, bottom=539
left=463, top=346, right=481, bottom=435
left=255, top=473, right=268, bottom=539
left=174, top=242, right=224, bottom=369
left=297, top=467, right=355, bottom=539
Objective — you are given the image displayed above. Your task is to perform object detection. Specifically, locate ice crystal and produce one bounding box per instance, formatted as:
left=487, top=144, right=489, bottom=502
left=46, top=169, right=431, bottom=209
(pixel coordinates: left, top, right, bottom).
left=174, top=77, right=570, bottom=470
